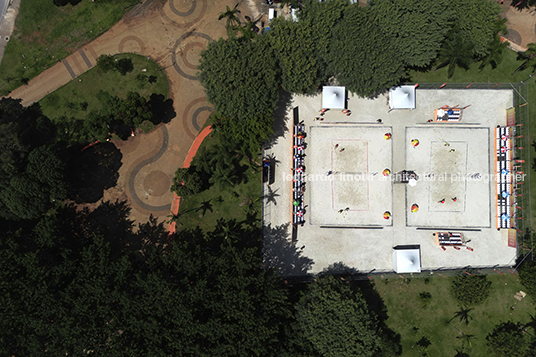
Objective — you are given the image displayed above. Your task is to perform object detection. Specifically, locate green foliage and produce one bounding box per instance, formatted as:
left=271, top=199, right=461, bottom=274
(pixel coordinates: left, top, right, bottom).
left=436, top=28, right=474, bottom=78
left=136, top=73, right=148, bottom=88
left=96, top=54, right=116, bottom=73
left=198, top=37, right=279, bottom=152
left=449, top=0, right=502, bottom=58
left=370, top=0, right=452, bottom=68
left=329, top=6, right=405, bottom=96
left=299, top=0, right=349, bottom=79
left=0, top=205, right=291, bottom=355
left=171, top=168, right=202, bottom=197
left=292, top=276, right=389, bottom=357
left=116, top=58, right=134, bottom=76
left=113, top=91, right=152, bottom=127
left=419, top=291, right=432, bottom=305
left=267, top=18, right=321, bottom=93
left=450, top=274, right=491, bottom=306
left=0, top=145, right=67, bottom=220
left=519, top=260, right=536, bottom=299
left=486, top=322, right=529, bottom=357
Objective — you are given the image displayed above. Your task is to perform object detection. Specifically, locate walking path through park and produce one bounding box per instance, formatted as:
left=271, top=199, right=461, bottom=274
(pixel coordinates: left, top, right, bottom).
left=6, top=0, right=258, bottom=225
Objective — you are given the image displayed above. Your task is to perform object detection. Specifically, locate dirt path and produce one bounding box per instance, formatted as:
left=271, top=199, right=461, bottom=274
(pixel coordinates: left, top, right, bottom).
left=6, top=0, right=260, bottom=226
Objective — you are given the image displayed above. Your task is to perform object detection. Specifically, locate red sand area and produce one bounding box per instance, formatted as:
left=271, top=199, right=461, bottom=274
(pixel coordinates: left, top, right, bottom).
left=168, top=126, right=212, bottom=235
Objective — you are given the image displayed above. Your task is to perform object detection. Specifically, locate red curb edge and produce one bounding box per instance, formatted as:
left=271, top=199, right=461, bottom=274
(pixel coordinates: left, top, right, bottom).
left=168, top=126, right=213, bottom=235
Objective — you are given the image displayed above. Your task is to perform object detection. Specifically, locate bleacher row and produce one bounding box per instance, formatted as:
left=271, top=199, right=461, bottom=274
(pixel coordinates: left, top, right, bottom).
left=292, top=124, right=306, bottom=226
left=495, top=126, right=513, bottom=229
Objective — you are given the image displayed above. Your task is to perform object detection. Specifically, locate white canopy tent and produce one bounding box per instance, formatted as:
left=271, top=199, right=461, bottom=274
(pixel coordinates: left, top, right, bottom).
left=322, top=86, right=346, bottom=109
left=392, top=246, right=421, bottom=273
left=389, top=85, right=416, bottom=110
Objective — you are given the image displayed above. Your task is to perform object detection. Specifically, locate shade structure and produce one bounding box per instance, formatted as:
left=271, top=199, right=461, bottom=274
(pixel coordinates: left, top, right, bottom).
left=411, top=139, right=419, bottom=147
left=411, top=204, right=419, bottom=212
left=392, top=246, right=421, bottom=273
left=389, top=85, right=416, bottom=110
left=322, top=86, right=346, bottom=109
left=383, top=211, right=391, bottom=220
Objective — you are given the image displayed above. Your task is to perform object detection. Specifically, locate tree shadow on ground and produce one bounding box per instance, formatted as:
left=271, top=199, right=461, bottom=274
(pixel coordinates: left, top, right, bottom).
left=355, top=279, right=402, bottom=355
left=149, top=94, right=176, bottom=125
left=86, top=200, right=135, bottom=258
left=509, top=0, right=535, bottom=11
left=262, top=223, right=313, bottom=277
left=264, top=90, right=293, bottom=150
left=65, top=142, right=123, bottom=203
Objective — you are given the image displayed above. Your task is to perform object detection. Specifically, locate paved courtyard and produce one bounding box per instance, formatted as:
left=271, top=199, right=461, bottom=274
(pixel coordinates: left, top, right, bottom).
left=263, top=88, right=518, bottom=276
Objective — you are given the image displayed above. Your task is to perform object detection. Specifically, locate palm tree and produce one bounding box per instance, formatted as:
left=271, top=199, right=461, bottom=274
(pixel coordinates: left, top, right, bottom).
left=434, top=30, right=474, bottom=78
left=218, top=4, right=241, bottom=30
left=457, top=331, right=475, bottom=348
left=448, top=306, right=474, bottom=326
left=263, top=186, right=280, bottom=206
left=512, top=43, right=536, bottom=76
left=196, top=198, right=213, bottom=216
left=480, top=34, right=508, bottom=69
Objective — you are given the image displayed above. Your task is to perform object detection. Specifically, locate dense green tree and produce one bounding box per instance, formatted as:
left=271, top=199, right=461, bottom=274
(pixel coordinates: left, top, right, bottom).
left=116, top=58, right=134, bottom=76
left=96, top=54, right=116, bottom=73
left=450, top=273, right=491, bottom=306
left=370, top=0, right=452, bottom=68
left=0, top=202, right=291, bottom=355
left=449, top=0, right=502, bottom=58
left=486, top=322, right=530, bottom=357
left=198, top=37, right=279, bottom=151
left=170, top=167, right=203, bottom=196
left=267, top=17, right=321, bottom=93
left=435, top=29, right=474, bottom=78
left=329, top=5, right=405, bottom=97
left=299, top=0, right=349, bottom=79
left=291, top=276, right=393, bottom=357
left=113, top=91, right=152, bottom=127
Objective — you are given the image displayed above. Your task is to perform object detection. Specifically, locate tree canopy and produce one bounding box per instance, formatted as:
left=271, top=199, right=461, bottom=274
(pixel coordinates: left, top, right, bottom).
left=486, top=321, right=530, bottom=357
left=0, top=202, right=291, bottom=356
left=267, top=17, right=321, bottom=94
left=198, top=37, right=279, bottom=152
left=450, top=273, right=492, bottom=306
left=370, top=0, right=452, bottom=68
left=329, top=6, right=405, bottom=96
left=291, top=276, right=395, bottom=357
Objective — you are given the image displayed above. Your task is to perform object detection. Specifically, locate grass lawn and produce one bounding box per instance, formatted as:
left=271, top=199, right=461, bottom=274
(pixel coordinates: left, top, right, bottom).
left=0, top=0, right=139, bottom=95
left=410, top=49, right=536, bottom=238
left=175, top=132, right=262, bottom=233
left=39, top=53, right=169, bottom=122
left=374, top=274, right=535, bottom=356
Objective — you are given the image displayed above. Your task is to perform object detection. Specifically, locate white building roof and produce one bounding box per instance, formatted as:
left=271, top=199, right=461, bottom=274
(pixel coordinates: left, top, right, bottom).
left=389, top=85, right=416, bottom=109
left=322, top=86, right=346, bottom=109
left=392, top=247, right=421, bottom=273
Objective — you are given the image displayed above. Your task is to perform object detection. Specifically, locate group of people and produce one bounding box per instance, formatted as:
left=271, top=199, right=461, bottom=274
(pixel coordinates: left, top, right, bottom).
left=292, top=122, right=307, bottom=226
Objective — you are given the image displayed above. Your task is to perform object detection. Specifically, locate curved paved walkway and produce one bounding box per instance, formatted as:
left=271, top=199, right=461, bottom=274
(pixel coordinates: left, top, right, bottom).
left=5, top=0, right=256, bottom=225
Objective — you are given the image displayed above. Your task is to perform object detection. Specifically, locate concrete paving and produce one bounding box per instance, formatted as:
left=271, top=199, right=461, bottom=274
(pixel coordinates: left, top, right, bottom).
left=263, top=88, right=517, bottom=276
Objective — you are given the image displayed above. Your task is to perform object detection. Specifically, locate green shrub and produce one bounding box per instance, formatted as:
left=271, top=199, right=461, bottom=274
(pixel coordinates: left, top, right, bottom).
left=450, top=274, right=491, bottom=306
left=486, top=321, right=529, bottom=357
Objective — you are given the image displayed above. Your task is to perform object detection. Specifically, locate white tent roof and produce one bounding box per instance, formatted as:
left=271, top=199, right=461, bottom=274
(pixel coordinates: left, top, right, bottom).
left=389, top=85, right=416, bottom=109
left=392, top=247, right=421, bottom=273
left=322, top=86, right=346, bottom=109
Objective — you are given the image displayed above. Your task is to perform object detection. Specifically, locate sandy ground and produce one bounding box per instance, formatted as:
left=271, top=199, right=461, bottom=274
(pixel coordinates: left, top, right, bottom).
left=263, top=89, right=517, bottom=276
